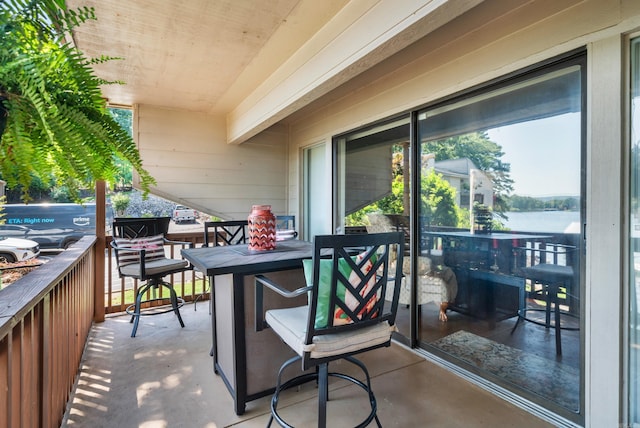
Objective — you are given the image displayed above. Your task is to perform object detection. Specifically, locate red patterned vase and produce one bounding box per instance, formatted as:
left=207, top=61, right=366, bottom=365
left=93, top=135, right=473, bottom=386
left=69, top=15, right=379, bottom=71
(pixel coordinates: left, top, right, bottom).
left=247, top=205, right=276, bottom=251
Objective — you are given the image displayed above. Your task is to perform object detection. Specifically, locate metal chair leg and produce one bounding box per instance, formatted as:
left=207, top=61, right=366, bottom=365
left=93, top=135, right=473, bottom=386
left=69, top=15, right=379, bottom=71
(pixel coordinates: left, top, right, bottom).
left=166, top=281, right=185, bottom=328
left=318, top=363, right=329, bottom=428
left=130, top=282, right=153, bottom=337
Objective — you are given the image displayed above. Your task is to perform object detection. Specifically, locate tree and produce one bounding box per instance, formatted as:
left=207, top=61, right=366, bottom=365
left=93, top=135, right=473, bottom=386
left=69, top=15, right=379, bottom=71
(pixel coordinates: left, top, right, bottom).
left=421, top=169, right=459, bottom=227
left=111, top=192, right=130, bottom=216
left=0, top=0, right=155, bottom=202
left=363, top=166, right=460, bottom=227
left=422, top=132, right=514, bottom=215
left=109, top=108, right=134, bottom=188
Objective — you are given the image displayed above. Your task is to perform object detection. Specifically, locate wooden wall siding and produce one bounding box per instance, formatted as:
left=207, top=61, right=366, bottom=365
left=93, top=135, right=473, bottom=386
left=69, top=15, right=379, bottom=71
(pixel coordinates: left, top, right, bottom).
left=135, top=105, right=288, bottom=220
left=0, top=237, right=96, bottom=428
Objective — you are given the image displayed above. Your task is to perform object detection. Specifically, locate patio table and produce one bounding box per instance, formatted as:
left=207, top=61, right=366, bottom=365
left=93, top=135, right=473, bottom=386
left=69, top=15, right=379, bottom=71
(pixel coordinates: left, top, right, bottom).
left=424, top=231, right=553, bottom=325
left=182, top=240, right=313, bottom=415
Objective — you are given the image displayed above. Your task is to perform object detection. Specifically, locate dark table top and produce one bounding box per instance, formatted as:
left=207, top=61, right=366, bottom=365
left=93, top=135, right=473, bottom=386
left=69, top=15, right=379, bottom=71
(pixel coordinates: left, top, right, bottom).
left=181, top=239, right=313, bottom=276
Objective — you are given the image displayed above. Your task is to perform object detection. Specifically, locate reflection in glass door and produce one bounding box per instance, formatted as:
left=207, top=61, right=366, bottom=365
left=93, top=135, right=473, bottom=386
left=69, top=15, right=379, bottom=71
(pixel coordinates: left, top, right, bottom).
left=304, top=144, right=331, bottom=239
left=332, top=54, right=585, bottom=423
left=417, top=57, right=584, bottom=421
left=334, top=116, right=412, bottom=340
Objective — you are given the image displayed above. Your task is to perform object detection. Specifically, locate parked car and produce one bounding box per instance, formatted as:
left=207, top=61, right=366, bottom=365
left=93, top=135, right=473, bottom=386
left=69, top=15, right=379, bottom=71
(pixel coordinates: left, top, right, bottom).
left=1, top=203, right=112, bottom=249
left=0, top=224, right=31, bottom=238
left=172, top=205, right=198, bottom=223
left=0, top=236, right=40, bottom=263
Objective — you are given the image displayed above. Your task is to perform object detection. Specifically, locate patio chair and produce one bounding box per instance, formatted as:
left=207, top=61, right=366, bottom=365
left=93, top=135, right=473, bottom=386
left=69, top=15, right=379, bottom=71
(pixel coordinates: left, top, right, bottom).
left=199, top=220, right=249, bottom=310
left=255, top=232, right=404, bottom=427
left=511, top=242, right=579, bottom=355
left=111, top=217, right=192, bottom=337
left=203, top=220, right=248, bottom=247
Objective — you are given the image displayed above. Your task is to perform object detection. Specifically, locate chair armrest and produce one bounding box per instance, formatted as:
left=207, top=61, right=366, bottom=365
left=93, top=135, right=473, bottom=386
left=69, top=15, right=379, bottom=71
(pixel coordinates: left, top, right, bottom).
left=255, top=274, right=311, bottom=298
left=254, top=274, right=311, bottom=332
left=163, top=238, right=193, bottom=248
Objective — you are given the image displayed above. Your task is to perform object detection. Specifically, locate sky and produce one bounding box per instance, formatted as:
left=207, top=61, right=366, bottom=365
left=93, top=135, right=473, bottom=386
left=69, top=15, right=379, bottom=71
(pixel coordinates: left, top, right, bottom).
left=487, top=113, right=581, bottom=198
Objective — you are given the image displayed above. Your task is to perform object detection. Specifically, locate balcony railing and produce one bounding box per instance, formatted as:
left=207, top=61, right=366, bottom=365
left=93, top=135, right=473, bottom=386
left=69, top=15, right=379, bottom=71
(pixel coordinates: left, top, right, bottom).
left=0, top=230, right=208, bottom=427
left=0, top=236, right=97, bottom=428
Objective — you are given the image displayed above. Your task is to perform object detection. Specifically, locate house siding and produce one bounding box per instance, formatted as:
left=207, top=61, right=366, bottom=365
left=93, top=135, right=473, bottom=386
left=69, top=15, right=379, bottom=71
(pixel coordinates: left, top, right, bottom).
left=135, top=105, right=288, bottom=220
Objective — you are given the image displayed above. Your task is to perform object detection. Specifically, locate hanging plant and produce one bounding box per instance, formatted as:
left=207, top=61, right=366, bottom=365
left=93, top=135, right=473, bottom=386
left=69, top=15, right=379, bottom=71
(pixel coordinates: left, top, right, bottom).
left=0, top=0, right=155, bottom=202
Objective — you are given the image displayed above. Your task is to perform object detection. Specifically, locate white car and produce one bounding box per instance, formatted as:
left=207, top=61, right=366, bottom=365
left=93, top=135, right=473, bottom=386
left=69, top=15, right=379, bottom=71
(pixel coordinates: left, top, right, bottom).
left=0, top=236, right=40, bottom=263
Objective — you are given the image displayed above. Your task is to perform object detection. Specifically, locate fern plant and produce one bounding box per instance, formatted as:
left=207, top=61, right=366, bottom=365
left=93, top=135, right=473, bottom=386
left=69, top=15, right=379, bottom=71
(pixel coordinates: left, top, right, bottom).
left=0, top=0, right=155, bottom=202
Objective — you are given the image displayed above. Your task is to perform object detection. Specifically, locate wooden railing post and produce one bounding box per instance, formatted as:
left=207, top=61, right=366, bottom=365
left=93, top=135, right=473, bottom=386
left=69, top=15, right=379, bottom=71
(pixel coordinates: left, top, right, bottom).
left=94, top=180, right=106, bottom=322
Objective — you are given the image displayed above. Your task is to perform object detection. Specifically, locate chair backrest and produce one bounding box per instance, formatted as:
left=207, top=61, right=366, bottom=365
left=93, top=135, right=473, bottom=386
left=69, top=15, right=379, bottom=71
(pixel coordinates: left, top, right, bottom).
left=514, top=239, right=577, bottom=271
left=113, top=217, right=171, bottom=239
left=303, top=232, right=404, bottom=362
left=203, top=220, right=248, bottom=246
left=111, top=217, right=183, bottom=281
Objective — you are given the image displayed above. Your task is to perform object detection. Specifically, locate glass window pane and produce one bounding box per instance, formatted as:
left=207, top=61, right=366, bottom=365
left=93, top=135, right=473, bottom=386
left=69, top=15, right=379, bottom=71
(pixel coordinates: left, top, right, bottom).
left=334, top=116, right=412, bottom=338
left=417, top=61, right=583, bottom=415
left=304, top=144, right=331, bottom=239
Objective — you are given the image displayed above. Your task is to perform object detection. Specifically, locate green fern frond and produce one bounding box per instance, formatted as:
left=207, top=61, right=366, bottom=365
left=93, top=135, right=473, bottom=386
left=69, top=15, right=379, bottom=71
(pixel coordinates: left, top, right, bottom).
left=0, top=0, right=156, bottom=202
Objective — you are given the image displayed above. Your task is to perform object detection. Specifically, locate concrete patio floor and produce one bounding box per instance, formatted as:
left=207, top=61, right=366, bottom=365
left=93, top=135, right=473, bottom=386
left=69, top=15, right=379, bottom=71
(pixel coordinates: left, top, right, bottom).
left=61, top=303, right=554, bottom=427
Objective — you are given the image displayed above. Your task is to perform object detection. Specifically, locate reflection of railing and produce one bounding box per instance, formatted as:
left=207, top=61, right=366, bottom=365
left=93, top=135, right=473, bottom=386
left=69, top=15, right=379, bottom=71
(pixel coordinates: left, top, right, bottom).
left=104, top=231, right=208, bottom=314
left=0, top=236, right=97, bottom=427
left=423, top=228, right=580, bottom=273
left=513, top=242, right=577, bottom=272
left=513, top=240, right=579, bottom=316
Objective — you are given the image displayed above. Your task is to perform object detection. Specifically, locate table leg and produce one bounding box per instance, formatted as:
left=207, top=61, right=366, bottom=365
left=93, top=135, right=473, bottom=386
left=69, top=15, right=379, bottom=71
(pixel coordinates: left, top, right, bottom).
left=551, top=283, right=563, bottom=355
left=210, top=276, right=218, bottom=372
left=486, top=281, right=496, bottom=329
left=233, top=273, right=248, bottom=415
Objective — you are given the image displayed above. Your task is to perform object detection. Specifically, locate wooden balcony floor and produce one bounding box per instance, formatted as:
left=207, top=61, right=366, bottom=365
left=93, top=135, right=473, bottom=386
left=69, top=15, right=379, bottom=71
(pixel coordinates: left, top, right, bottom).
left=62, top=303, right=553, bottom=427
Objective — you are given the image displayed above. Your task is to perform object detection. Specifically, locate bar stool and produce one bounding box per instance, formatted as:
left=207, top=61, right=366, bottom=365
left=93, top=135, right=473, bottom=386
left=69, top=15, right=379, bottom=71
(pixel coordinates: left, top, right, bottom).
left=511, top=263, right=578, bottom=355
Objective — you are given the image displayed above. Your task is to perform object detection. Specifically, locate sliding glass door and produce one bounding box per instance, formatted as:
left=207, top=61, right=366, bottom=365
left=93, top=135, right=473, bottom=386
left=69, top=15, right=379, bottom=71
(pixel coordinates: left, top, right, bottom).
left=416, top=55, right=585, bottom=421
left=333, top=52, right=585, bottom=423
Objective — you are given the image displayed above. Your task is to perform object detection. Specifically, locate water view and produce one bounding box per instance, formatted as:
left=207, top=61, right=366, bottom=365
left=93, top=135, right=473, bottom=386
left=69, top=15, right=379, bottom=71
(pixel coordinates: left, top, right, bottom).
left=502, top=210, right=580, bottom=234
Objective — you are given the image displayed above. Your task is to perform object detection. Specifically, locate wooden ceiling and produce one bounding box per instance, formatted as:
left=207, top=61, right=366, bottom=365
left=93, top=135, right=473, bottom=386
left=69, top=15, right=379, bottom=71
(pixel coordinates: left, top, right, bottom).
left=68, top=0, right=348, bottom=114
left=67, top=1, right=484, bottom=143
